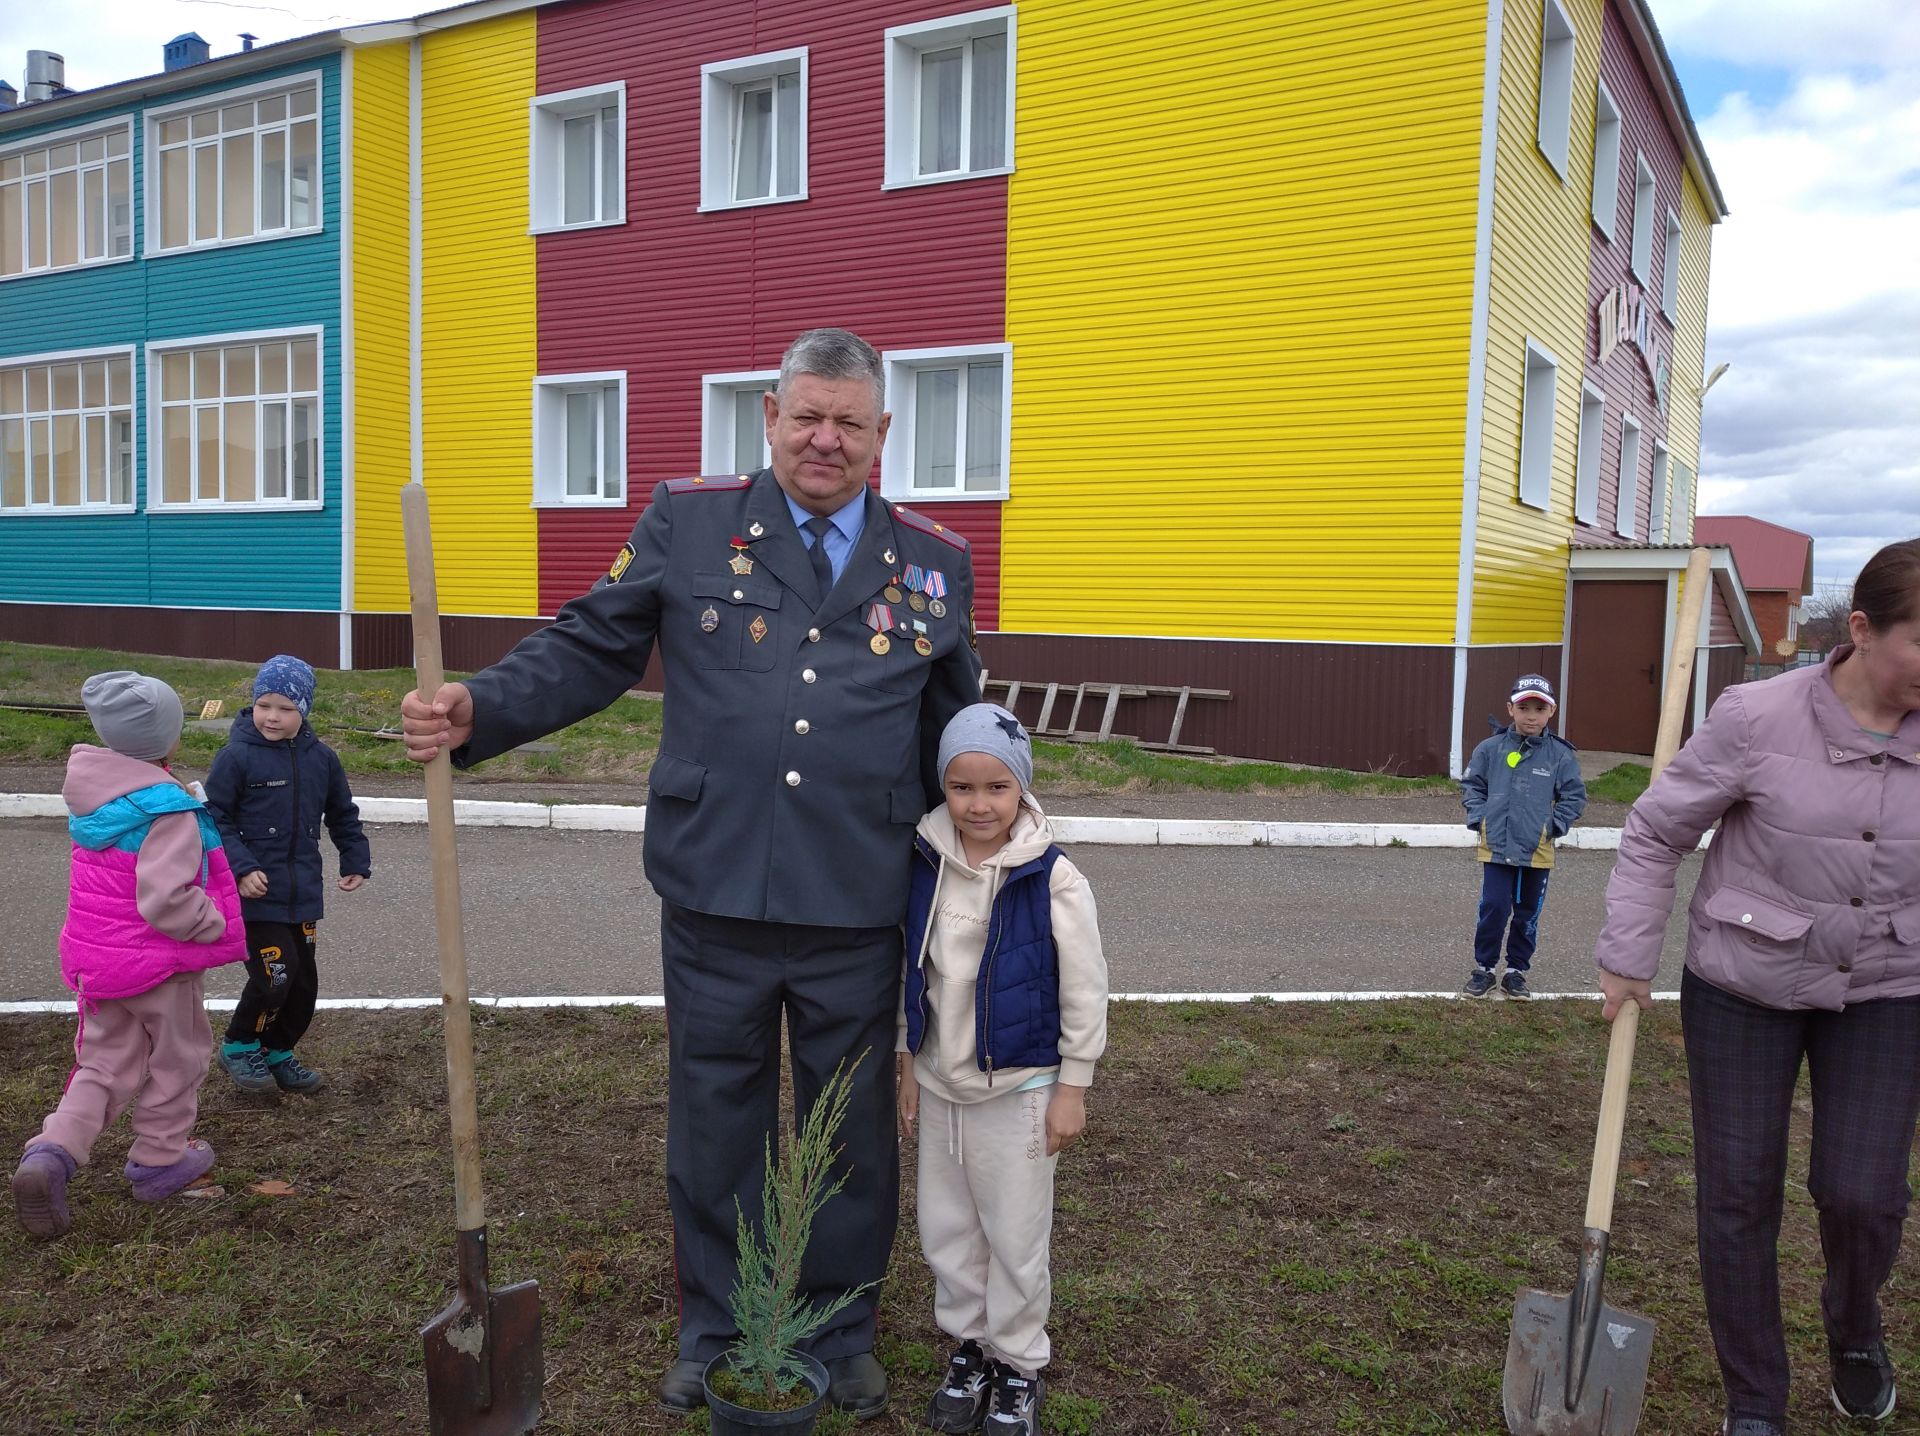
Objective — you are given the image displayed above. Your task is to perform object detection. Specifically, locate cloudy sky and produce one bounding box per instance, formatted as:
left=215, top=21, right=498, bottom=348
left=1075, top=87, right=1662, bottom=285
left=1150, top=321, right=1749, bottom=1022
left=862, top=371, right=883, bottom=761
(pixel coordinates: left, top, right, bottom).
left=4, top=0, right=1914, bottom=593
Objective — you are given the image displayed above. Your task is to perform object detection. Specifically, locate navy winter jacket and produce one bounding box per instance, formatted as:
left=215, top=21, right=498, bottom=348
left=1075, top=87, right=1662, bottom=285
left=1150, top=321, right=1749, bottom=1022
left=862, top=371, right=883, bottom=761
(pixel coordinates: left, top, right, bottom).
left=204, top=710, right=371, bottom=923
left=1461, top=724, right=1587, bottom=869
left=903, top=834, right=1064, bottom=1074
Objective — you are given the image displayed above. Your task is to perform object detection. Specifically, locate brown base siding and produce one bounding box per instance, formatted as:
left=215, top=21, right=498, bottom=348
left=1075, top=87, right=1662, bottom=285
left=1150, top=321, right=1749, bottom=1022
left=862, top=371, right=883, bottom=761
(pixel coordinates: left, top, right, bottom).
left=975, top=633, right=1454, bottom=775
left=1461, top=645, right=1565, bottom=760
left=351, top=613, right=551, bottom=674
left=0, top=602, right=341, bottom=667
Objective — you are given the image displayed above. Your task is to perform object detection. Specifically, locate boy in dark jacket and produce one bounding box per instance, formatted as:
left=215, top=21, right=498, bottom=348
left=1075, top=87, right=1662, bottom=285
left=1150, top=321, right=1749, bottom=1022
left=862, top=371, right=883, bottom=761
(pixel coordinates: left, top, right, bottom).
left=1460, top=674, right=1586, bottom=999
left=205, top=656, right=371, bottom=1093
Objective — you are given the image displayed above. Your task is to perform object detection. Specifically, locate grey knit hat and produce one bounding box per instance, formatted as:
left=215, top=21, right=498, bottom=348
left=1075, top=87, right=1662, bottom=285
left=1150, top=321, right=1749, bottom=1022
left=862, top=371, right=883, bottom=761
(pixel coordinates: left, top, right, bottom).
left=80, top=671, right=184, bottom=762
left=937, top=702, right=1034, bottom=792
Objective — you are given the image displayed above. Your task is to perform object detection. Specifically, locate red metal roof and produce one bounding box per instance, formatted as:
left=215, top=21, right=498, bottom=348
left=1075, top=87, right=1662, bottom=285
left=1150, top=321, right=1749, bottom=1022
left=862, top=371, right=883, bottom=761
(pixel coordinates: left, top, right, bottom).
left=1692, top=516, right=1814, bottom=595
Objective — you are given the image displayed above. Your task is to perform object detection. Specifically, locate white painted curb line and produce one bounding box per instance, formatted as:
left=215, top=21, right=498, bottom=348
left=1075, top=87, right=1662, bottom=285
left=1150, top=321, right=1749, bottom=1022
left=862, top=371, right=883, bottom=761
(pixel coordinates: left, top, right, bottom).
left=0, top=990, right=1682, bottom=1016
left=0, top=790, right=1708, bottom=851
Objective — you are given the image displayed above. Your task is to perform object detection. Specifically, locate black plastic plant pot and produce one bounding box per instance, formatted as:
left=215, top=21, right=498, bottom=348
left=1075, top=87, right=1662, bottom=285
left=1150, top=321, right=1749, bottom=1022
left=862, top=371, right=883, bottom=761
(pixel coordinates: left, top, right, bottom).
left=702, top=1351, right=829, bottom=1436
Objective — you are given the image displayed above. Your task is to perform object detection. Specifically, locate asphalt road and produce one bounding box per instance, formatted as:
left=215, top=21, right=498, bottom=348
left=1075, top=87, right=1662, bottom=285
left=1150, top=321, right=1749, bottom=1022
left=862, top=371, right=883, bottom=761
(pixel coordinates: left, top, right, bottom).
left=0, top=818, right=1699, bottom=1002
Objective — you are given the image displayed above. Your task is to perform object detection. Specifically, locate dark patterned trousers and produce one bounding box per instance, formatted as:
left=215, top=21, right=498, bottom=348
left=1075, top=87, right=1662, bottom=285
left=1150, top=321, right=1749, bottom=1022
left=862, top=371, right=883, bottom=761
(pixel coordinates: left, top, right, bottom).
left=1681, top=967, right=1920, bottom=1423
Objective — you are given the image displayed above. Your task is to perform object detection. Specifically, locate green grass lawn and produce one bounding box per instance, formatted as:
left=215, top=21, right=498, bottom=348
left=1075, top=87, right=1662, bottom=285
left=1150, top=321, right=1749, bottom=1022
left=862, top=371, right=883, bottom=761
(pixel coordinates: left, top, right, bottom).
left=0, top=1000, right=1893, bottom=1433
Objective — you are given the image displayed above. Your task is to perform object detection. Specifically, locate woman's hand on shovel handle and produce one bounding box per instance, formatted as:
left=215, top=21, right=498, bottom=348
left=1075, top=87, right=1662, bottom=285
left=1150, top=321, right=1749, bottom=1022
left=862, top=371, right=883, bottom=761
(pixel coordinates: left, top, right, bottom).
left=1599, top=967, right=1653, bottom=1021
left=400, top=682, right=475, bottom=763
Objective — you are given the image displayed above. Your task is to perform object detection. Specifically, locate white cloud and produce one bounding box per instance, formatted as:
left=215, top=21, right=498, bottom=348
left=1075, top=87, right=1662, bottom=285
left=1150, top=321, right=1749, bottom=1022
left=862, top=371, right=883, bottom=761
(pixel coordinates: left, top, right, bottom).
left=1654, top=0, right=1920, bottom=71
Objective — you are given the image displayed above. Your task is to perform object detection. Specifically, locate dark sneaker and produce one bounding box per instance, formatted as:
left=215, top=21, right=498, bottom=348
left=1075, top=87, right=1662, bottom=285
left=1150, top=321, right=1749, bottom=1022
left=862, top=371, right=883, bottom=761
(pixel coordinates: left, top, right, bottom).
left=1831, top=1340, right=1897, bottom=1420
left=1463, top=968, right=1497, bottom=998
left=218, top=1044, right=278, bottom=1094
left=1501, top=970, right=1533, bottom=1000
left=927, top=1340, right=990, bottom=1433
left=1722, top=1420, right=1784, bottom=1436
left=657, top=1357, right=706, bottom=1413
left=824, top=1350, right=889, bottom=1419
left=983, top=1362, right=1044, bottom=1436
left=11, top=1142, right=77, bottom=1239
left=268, top=1055, right=326, bottom=1093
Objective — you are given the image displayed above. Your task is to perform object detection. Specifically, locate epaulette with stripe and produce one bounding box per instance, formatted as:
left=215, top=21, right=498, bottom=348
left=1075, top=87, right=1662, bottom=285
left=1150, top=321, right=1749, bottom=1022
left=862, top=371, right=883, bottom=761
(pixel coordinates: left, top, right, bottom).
left=894, top=504, right=969, bottom=551
left=663, top=474, right=754, bottom=494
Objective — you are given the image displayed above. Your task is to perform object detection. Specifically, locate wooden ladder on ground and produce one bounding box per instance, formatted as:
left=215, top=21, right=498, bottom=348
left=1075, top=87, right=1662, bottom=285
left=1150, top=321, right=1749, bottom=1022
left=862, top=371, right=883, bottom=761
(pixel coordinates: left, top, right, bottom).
left=978, top=673, right=1230, bottom=755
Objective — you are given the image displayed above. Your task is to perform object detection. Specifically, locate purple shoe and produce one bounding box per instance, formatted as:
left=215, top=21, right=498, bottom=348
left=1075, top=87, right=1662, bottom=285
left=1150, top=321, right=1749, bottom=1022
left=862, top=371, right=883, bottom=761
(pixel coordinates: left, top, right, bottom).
left=124, top=1138, right=216, bottom=1202
left=12, top=1143, right=77, bottom=1238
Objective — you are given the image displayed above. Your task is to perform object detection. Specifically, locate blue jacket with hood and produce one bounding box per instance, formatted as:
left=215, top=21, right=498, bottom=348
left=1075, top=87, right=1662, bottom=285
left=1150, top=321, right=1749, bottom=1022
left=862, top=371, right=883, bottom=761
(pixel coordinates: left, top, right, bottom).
left=1461, top=724, right=1587, bottom=869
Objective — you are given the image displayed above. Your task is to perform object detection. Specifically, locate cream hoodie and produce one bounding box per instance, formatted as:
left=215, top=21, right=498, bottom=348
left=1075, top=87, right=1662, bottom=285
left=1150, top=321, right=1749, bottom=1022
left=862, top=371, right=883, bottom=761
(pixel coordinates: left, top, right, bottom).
left=899, top=795, right=1108, bottom=1105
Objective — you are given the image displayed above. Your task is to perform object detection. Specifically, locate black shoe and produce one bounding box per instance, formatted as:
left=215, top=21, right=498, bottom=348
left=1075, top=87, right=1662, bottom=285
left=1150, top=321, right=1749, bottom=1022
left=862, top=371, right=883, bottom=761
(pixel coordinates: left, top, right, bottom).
left=983, top=1361, right=1044, bottom=1435
left=1463, top=968, right=1497, bottom=998
left=825, top=1350, right=889, bottom=1419
left=1501, top=970, right=1533, bottom=1000
left=926, top=1340, right=990, bottom=1432
left=1722, top=1419, right=1784, bottom=1436
left=658, top=1357, right=707, bottom=1413
left=1831, top=1339, right=1897, bottom=1420
left=267, top=1054, right=326, bottom=1093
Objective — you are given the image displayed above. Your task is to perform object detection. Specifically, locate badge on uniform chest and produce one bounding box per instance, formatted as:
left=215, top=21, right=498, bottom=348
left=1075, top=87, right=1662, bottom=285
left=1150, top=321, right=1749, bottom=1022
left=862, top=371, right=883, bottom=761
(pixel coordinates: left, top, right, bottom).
left=729, top=536, right=754, bottom=575
left=700, top=606, right=720, bottom=633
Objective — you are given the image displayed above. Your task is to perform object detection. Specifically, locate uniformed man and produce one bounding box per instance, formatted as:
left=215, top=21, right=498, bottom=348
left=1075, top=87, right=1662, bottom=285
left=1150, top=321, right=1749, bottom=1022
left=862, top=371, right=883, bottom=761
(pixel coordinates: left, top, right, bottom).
left=400, top=328, right=981, bottom=1418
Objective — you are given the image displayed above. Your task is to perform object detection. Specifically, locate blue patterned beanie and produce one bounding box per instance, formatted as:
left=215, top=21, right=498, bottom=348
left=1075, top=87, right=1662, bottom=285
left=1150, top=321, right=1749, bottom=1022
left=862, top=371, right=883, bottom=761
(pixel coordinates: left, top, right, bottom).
left=253, top=654, right=317, bottom=716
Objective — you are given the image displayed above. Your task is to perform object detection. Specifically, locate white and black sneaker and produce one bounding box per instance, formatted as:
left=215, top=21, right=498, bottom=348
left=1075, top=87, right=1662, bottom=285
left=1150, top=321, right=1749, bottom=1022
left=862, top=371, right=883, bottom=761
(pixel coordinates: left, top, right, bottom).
left=926, top=1340, right=991, bottom=1432
left=1831, top=1339, right=1897, bottom=1420
left=983, top=1361, right=1044, bottom=1436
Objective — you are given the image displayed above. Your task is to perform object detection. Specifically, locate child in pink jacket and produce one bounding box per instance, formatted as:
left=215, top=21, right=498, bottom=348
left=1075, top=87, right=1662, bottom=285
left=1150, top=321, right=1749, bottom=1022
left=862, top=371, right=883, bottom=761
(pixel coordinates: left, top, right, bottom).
left=10, top=671, right=248, bottom=1239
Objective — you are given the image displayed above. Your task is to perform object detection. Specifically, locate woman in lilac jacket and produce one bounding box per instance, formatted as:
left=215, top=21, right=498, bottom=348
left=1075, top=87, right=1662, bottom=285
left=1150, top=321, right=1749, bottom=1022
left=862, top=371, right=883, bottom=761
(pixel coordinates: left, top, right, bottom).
left=1596, top=538, right=1920, bottom=1435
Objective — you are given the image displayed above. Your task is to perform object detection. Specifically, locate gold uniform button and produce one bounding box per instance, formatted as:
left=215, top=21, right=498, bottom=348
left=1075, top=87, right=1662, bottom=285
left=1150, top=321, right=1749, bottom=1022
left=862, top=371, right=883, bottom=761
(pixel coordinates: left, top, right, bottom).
left=807, top=628, right=821, bottom=642
left=785, top=771, right=801, bottom=787
left=795, top=720, right=810, bottom=734
left=802, top=669, right=816, bottom=684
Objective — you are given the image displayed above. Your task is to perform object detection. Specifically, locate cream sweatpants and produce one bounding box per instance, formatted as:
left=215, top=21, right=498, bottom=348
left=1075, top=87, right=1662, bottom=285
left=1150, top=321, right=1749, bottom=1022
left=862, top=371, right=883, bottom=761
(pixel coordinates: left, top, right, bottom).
left=917, top=1084, right=1060, bottom=1374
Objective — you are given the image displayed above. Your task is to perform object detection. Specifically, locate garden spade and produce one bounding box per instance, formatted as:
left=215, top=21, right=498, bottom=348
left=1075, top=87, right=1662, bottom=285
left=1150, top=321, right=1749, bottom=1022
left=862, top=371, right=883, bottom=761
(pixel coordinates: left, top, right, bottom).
left=1502, top=1001, right=1655, bottom=1435
left=404, top=482, right=544, bottom=1436
left=1503, top=547, right=1714, bottom=1436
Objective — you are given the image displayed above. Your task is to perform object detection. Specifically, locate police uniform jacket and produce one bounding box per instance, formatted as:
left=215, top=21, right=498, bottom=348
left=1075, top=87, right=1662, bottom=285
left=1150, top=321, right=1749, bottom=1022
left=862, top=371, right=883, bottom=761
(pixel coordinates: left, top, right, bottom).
left=454, top=470, right=982, bottom=928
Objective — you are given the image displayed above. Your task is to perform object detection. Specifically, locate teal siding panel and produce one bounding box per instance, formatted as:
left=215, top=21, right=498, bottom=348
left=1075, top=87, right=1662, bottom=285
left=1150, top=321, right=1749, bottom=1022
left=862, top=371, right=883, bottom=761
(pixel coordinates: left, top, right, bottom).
left=0, top=55, right=343, bottom=612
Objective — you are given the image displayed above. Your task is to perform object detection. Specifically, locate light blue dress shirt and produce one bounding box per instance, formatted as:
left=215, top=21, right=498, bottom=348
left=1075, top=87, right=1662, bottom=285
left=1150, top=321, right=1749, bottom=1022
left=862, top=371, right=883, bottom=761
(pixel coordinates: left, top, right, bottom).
left=784, top=488, right=868, bottom=586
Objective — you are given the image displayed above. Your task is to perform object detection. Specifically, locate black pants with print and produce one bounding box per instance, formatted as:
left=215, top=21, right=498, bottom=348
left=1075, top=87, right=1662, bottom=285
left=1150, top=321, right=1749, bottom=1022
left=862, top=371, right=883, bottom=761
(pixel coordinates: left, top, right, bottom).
left=223, top=920, right=320, bottom=1053
left=1682, top=967, right=1920, bottom=1422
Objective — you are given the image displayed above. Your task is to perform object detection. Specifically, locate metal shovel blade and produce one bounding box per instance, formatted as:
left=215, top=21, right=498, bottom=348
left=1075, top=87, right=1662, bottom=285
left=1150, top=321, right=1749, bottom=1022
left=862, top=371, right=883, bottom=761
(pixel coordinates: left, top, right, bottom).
left=421, top=1229, right=544, bottom=1436
left=1503, top=1238, right=1654, bottom=1435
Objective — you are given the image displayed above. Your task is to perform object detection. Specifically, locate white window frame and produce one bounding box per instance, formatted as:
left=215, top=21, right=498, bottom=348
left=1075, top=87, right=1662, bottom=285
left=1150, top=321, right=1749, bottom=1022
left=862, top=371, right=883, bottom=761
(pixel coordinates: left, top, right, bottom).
left=146, top=325, right=326, bottom=513
left=145, top=72, right=324, bottom=257
left=529, top=81, right=626, bottom=234
left=1591, top=82, right=1621, bottom=239
left=1573, top=381, right=1604, bottom=525
left=0, top=343, right=138, bottom=516
left=1615, top=414, right=1642, bottom=539
left=0, top=117, right=135, bottom=282
left=883, top=6, right=1017, bottom=190
left=699, top=50, right=808, bottom=212
left=880, top=342, right=1012, bottom=502
left=1630, top=153, right=1655, bottom=283
left=1660, top=209, right=1682, bottom=318
left=533, top=370, right=626, bottom=508
left=1516, top=340, right=1558, bottom=511
left=1536, top=0, right=1575, bottom=180
left=701, top=369, right=779, bottom=475
left=1648, top=440, right=1671, bottom=542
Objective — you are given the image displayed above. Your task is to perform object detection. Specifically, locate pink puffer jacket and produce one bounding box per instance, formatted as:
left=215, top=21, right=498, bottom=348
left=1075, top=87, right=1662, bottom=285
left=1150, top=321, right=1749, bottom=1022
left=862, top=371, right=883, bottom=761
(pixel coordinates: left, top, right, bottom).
left=1596, top=647, right=1920, bottom=1011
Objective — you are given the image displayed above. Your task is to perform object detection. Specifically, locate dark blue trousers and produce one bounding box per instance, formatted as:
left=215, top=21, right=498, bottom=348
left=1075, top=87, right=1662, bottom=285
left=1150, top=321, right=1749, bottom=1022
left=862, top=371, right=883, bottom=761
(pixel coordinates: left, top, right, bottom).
left=1472, top=862, right=1550, bottom=972
left=660, top=900, right=901, bottom=1363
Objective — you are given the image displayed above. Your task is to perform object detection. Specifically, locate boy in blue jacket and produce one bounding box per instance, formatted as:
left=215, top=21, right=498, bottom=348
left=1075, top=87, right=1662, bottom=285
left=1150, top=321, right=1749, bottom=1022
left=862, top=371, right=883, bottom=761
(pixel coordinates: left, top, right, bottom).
left=1460, top=674, right=1586, bottom=999
left=205, top=656, right=371, bottom=1093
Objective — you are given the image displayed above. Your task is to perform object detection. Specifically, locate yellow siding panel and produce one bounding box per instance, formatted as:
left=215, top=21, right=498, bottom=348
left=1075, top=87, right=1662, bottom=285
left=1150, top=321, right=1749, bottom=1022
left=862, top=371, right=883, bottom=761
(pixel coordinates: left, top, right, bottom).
left=1003, top=0, right=1488, bottom=643
left=1470, top=0, right=1603, bottom=644
left=351, top=42, right=413, bottom=613
left=420, top=15, right=537, bottom=616
left=1664, top=177, right=1713, bottom=541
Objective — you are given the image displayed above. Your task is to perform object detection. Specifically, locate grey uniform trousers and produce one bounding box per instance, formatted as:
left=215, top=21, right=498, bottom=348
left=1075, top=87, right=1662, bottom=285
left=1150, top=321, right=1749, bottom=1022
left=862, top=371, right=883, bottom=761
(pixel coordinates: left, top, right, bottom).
left=1682, top=967, right=1920, bottom=1423
left=661, top=899, right=901, bottom=1362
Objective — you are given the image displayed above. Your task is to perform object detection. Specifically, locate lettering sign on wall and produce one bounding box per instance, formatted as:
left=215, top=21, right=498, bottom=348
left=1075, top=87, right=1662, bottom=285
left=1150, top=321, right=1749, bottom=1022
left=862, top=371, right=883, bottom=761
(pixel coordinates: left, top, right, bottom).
left=1594, top=281, right=1669, bottom=414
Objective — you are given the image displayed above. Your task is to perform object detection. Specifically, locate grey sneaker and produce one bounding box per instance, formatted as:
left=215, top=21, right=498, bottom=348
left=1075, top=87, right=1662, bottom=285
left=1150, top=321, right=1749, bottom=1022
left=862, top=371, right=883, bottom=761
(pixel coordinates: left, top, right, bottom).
left=927, top=1340, right=990, bottom=1433
left=218, top=1045, right=278, bottom=1094
left=268, top=1054, right=326, bottom=1093
left=1501, top=970, right=1533, bottom=1000
left=1831, top=1339, right=1897, bottom=1420
left=1722, top=1419, right=1784, bottom=1436
left=1463, top=968, right=1497, bottom=998
left=983, top=1362, right=1043, bottom=1436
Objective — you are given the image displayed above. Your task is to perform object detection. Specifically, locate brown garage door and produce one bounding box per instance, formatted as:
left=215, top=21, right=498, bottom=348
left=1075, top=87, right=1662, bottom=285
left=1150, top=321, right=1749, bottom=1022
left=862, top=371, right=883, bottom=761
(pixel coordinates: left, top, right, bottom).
left=1567, top=580, right=1666, bottom=753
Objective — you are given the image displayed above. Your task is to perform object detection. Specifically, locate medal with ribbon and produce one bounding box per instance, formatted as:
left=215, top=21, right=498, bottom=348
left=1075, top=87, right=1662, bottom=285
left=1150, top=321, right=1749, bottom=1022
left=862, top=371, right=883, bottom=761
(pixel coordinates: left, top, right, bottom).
left=924, top=568, right=947, bottom=617
left=903, top=563, right=928, bottom=612
left=728, top=535, right=753, bottom=576
left=866, top=602, right=893, bottom=655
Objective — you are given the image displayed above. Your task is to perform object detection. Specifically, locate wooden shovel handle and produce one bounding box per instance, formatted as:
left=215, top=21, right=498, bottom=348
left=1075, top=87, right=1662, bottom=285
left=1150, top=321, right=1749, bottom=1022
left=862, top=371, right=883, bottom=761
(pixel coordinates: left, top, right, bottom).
left=402, top=482, right=486, bottom=1234
left=1586, top=546, right=1711, bottom=1232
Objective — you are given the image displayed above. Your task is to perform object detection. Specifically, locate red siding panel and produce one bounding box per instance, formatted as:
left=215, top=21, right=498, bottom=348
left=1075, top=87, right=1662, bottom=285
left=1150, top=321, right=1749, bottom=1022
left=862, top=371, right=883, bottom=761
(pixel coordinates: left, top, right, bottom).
left=1575, top=0, right=1690, bottom=547
left=534, top=0, right=1008, bottom=618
